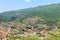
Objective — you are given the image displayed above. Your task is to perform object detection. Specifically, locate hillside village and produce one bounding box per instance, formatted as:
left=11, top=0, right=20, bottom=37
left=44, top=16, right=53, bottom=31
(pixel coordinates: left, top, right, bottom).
left=0, top=3, right=60, bottom=40
left=0, top=16, right=60, bottom=40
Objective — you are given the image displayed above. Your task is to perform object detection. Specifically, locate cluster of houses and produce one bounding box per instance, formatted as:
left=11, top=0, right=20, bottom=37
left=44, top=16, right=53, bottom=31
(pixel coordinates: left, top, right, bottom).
left=0, top=27, right=14, bottom=40
left=0, top=22, right=48, bottom=40
left=0, top=27, right=47, bottom=38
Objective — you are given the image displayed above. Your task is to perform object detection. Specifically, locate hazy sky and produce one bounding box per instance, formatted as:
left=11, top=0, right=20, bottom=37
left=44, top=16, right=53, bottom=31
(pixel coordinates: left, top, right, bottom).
left=0, top=0, right=60, bottom=12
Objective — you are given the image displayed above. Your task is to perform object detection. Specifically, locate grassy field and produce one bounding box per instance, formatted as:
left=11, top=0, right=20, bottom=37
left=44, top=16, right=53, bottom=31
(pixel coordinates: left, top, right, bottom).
left=6, top=36, right=40, bottom=40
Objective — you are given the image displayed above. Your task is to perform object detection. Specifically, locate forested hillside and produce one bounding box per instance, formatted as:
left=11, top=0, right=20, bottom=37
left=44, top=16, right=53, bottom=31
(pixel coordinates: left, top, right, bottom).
left=0, top=3, right=60, bottom=22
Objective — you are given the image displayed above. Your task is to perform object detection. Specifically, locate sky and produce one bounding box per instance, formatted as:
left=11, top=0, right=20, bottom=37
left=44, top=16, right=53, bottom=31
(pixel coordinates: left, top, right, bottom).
left=0, top=0, right=60, bottom=12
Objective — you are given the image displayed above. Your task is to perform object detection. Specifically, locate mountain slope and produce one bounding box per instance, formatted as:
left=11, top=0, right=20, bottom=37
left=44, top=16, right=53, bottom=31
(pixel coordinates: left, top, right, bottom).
left=0, top=3, right=60, bottom=22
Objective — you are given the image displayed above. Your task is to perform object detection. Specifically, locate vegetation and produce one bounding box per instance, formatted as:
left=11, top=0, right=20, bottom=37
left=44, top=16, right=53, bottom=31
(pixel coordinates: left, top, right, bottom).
left=0, top=3, right=60, bottom=22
